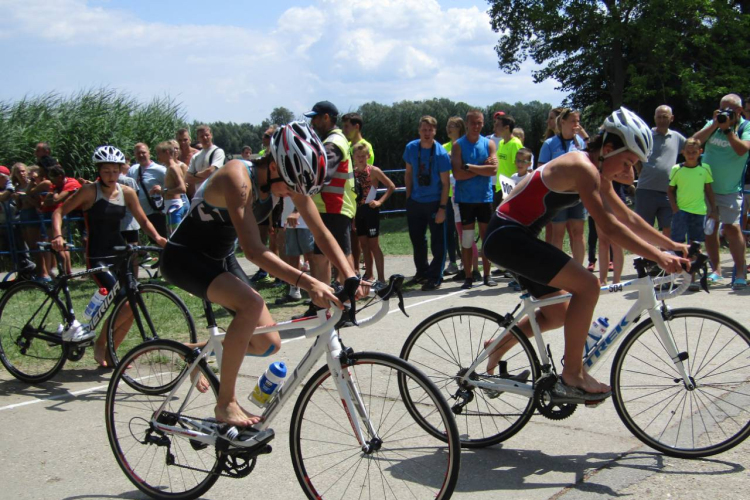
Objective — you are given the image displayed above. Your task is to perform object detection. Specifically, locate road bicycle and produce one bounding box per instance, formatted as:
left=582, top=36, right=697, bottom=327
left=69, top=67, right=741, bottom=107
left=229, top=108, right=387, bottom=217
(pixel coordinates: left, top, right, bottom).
left=105, top=275, right=461, bottom=500
left=0, top=244, right=196, bottom=383
left=400, top=244, right=750, bottom=458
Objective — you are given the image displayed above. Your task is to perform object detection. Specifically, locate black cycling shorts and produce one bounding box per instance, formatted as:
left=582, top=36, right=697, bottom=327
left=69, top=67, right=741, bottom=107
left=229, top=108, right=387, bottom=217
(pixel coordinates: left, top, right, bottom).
left=160, top=242, right=251, bottom=301
left=355, top=205, right=380, bottom=238
left=458, top=202, right=493, bottom=226
left=483, top=215, right=571, bottom=298
left=314, top=213, right=352, bottom=256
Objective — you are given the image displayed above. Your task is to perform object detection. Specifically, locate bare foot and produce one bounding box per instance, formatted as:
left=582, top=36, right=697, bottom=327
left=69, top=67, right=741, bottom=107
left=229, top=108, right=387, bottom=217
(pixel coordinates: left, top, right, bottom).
left=561, top=371, right=610, bottom=394
left=215, top=401, right=262, bottom=427
left=189, top=369, right=210, bottom=393
left=94, top=343, right=113, bottom=368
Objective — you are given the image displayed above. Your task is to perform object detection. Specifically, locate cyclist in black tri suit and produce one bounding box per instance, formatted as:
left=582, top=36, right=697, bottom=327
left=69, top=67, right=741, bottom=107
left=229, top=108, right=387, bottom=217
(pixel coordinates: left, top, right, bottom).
left=161, top=121, right=365, bottom=428
left=483, top=108, right=690, bottom=400
left=51, top=146, right=167, bottom=364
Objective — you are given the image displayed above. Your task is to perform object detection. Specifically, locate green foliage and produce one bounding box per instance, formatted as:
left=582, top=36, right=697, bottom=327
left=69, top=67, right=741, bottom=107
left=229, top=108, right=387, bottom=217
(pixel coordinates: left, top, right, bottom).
left=0, top=89, right=187, bottom=179
left=487, top=0, right=750, bottom=131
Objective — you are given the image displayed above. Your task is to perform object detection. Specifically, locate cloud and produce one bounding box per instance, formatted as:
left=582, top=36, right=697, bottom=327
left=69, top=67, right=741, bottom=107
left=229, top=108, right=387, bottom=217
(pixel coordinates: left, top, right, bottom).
left=0, top=0, right=565, bottom=122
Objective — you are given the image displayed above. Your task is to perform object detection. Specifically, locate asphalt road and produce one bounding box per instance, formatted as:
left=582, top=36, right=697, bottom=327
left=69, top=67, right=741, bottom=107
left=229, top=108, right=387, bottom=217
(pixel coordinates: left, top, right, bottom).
left=1, top=254, right=748, bottom=499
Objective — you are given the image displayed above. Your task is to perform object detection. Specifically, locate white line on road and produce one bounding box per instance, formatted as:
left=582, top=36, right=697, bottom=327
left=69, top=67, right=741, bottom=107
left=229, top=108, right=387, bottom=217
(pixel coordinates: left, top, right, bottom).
left=0, top=288, right=468, bottom=412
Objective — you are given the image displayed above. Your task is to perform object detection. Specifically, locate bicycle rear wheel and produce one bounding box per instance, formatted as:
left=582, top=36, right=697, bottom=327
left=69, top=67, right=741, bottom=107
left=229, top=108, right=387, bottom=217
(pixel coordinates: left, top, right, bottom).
left=105, top=339, right=221, bottom=500
left=400, top=306, right=539, bottom=448
left=107, top=283, right=197, bottom=368
left=0, top=281, right=67, bottom=383
left=612, top=308, right=750, bottom=458
left=290, top=351, right=460, bottom=500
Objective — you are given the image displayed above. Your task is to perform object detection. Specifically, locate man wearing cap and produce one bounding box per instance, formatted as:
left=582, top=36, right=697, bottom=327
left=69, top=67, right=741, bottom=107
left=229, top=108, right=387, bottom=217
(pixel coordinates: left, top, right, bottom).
left=296, top=101, right=357, bottom=317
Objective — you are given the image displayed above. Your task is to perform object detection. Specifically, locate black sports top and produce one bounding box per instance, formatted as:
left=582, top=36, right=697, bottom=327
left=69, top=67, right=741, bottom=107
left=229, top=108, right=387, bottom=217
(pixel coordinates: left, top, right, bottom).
left=85, top=182, right=126, bottom=262
left=496, top=164, right=581, bottom=236
left=170, top=161, right=275, bottom=260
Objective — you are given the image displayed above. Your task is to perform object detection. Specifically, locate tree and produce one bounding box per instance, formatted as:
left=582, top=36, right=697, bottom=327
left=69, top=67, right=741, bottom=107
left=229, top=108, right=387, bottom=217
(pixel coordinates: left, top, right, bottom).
left=269, top=107, right=295, bottom=126
left=487, top=0, right=750, bottom=130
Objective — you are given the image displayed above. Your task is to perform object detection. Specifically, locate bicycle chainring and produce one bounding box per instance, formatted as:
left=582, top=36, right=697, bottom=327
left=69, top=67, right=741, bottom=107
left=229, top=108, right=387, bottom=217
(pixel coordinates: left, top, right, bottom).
left=218, top=450, right=257, bottom=479
left=534, top=373, right=577, bottom=421
left=66, top=346, right=85, bottom=362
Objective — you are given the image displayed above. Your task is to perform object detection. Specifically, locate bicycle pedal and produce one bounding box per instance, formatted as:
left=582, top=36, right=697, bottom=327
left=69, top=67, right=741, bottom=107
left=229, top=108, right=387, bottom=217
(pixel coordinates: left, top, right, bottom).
left=218, top=426, right=275, bottom=451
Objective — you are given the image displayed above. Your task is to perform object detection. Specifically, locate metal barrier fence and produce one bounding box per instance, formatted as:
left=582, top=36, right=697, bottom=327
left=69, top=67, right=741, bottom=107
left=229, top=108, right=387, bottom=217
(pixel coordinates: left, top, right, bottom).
left=0, top=212, right=84, bottom=278
left=378, top=169, right=406, bottom=216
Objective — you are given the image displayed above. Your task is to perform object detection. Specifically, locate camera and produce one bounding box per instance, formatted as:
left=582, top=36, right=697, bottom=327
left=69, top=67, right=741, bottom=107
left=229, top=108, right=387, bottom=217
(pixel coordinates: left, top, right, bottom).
left=417, top=170, right=431, bottom=187
left=716, top=108, right=735, bottom=124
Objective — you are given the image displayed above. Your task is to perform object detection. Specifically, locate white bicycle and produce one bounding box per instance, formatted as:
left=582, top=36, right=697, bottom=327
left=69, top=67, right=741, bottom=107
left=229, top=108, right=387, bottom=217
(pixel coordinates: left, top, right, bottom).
left=401, top=245, right=750, bottom=458
left=105, top=276, right=461, bottom=500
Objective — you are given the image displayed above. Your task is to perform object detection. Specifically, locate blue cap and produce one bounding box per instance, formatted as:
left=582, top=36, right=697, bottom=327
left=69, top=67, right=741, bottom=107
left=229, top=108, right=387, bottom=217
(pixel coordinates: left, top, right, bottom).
left=597, top=317, right=609, bottom=327
left=269, top=361, right=287, bottom=378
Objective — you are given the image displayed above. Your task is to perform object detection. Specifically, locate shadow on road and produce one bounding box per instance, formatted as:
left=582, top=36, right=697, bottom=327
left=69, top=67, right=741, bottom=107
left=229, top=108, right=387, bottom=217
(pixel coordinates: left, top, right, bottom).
left=454, top=446, right=744, bottom=495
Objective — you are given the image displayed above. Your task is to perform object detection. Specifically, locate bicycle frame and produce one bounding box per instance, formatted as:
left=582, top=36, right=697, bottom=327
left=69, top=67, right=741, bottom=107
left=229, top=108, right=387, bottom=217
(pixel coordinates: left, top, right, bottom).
left=461, top=272, right=693, bottom=398
left=152, top=298, right=394, bottom=450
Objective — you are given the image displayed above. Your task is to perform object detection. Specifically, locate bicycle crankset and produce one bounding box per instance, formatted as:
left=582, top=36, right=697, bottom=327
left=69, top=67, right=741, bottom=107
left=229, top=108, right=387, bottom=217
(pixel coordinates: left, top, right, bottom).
left=534, top=373, right=577, bottom=420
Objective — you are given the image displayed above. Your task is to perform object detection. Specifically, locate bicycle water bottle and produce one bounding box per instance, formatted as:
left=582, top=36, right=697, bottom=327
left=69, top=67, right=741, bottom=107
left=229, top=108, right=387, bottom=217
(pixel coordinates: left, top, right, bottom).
left=82, top=288, right=108, bottom=323
left=704, top=217, right=716, bottom=235
left=249, top=361, right=287, bottom=407
left=585, top=317, right=609, bottom=356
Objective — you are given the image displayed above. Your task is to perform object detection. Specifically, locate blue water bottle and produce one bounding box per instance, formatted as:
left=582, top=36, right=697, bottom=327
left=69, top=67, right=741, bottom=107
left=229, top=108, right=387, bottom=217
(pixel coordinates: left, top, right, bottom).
left=249, top=361, right=287, bottom=407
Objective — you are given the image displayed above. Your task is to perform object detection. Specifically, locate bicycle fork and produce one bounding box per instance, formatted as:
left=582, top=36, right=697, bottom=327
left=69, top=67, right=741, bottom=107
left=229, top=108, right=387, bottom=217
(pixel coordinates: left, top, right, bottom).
left=648, top=306, right=695, bottom=390
left=327, top=349, right=381, bottom=454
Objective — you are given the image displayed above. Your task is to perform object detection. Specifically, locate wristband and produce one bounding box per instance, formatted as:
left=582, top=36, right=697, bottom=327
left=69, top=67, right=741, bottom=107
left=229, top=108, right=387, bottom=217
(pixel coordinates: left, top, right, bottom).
left=462, top=163, right=470, bottom=171
left=438, top=204, right=446, bottom=210
left=295, top=270, right=305, bottom=287
left=51, top=235, right=63, bottom=241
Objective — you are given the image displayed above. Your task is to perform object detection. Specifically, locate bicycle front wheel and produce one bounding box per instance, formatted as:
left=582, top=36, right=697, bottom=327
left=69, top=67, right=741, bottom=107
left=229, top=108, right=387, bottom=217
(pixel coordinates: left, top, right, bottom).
left=400, top=307, right=539, bottom=448
left=290, top=352, right=460, bottom=500
left=107, top=283, right=197, bottom=368
left=0, top=281, right=67, bottom=383
left=105, top=339, right=221, bottom=500
left=612, top=308, right=750, bottom=458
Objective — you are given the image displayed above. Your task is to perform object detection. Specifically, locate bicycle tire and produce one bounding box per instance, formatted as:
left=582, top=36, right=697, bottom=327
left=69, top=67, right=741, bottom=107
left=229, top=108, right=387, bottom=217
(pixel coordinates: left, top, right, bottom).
left=400, top=306, right=540, bottom=448
left=105, top=339, right=221, bottom=500
left=290, top=351, right=461, bottom=500
left=0, top=281, right=68, bottom=383
left=107, top=283, right=197, bottom=369
left=611, top=307, right=750, bottom=458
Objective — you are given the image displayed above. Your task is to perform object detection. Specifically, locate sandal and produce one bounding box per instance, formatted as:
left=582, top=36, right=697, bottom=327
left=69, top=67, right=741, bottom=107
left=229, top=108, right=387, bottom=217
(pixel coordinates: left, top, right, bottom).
left=707, top=272, right=723, bottom=284
left=732, top=277, right=747, bottom=290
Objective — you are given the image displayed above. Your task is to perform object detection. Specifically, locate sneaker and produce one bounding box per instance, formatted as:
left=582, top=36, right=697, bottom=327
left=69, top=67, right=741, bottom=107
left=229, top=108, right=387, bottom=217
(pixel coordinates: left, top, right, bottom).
left=608, top=262, right=614, bottom=271
left=587, top=261, right=595, bottom=272
left=301, top=261, right=310, bottom=273
left=452, top=270, right=466, bottom=282
left=483, top=276, right=498, bottom=287
left=732, top=278, right=747, bottom=290
left=292, top=306, right=320, bottom=320
left=406, top=275, right=428, bottom=286
left=372, top=280, right=387, bottom=292
left=472, top=270, right=482, bottom=282
left=444, top=262, right=459, bottom=276
left=491, top=268, right=504, bottom=276
left=249, top=270, right=269, bottom=283
left=272, top=278, right=285, bottom=288
left=421, top=280, right=441, bottom=291
left=688, top=282, right=701, bottom=292
left=461, top=278, right=473, bottom=290
left=483, top=362, right=531, bottom=399
left=259, top=274, right=275, bottom=285
left=507, top=280, right=522, bottom=292
left=62, top=320, right=95, bottom=342
left=288, top=286, right=302, bottom=300
left=707, top=272, right=723, bottom=284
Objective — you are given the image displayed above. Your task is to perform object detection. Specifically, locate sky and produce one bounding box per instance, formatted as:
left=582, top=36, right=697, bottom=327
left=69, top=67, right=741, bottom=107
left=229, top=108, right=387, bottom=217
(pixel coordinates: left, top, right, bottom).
left=0, top=0, right=566, bottom=124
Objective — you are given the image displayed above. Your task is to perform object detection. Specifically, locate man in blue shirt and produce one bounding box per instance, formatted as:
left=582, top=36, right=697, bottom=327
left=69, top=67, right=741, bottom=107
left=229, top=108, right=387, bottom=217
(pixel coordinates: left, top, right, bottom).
left=693, top=94, right=750, bottom=289
left=403, top=116, right=452, bottom=291
left=451, top=110, right=498, bottom=289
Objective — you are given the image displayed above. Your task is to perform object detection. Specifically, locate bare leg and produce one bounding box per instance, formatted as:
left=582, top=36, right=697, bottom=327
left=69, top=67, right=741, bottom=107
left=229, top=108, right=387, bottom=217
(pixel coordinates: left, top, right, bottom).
left=704, top=227, right=721, bottom=273
left=370, top=236, right=386, bottom=282
left=358, top=235, right=372, bottom=280
left=550, top=222, right=566, bottom=251
left=724, top=224, right=747, bottom=280
left=478, top=222, right=491, bottom=278
left=567, top=219, right=585, bottom=265
left=94, top=304, right=135, bottom=368
left=207, top=273, right=270, bottom=427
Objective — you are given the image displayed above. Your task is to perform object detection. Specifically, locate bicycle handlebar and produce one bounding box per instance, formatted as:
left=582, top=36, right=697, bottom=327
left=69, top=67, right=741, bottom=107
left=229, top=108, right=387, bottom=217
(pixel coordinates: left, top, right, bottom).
left=332, top=274, right=407, bottom=329
left=634, top=242, right=710, bottom=301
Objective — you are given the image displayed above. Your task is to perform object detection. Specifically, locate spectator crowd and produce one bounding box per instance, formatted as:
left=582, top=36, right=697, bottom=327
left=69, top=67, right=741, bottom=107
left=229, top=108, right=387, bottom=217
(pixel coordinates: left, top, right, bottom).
left=1, top=93, right=750, bottom=299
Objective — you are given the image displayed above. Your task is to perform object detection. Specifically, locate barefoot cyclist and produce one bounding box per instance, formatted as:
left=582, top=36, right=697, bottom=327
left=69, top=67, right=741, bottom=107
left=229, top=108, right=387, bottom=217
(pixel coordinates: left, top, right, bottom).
left=160, top=121, right=365, bottom=428
left=50, top=146, right=168, bottom=365
left=482, top=108, right=690, bottom=400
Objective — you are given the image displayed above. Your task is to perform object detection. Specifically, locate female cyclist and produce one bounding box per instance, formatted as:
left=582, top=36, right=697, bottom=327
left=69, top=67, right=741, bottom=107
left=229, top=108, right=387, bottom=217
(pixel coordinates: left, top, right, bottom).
left=160, top=121, right=363, bottom=428
left=483, top=108, right=689, bottom=399
left=50, top=146, right=167, bottom=365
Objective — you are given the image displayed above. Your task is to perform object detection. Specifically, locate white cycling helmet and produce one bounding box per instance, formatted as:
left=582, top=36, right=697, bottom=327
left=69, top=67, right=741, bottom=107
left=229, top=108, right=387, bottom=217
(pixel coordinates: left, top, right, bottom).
left=271, top=121, right=327, bottom=196
left=599, top=107, right=653, bottom=163
left=92, top=145, right=127, bottom=165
